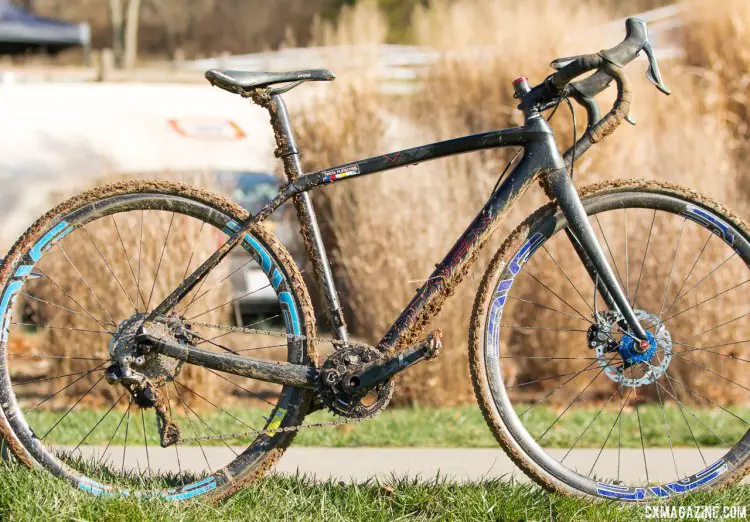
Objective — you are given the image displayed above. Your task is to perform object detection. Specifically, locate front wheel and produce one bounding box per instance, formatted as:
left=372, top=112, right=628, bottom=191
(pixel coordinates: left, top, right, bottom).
left=0, top=180, right=318, bottom=501
left=470, top=179, right=750, bottom=500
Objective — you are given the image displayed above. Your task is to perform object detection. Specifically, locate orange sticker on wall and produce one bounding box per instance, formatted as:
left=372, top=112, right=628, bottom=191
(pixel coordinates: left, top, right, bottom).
left=168, top=118, right=247, bottom=140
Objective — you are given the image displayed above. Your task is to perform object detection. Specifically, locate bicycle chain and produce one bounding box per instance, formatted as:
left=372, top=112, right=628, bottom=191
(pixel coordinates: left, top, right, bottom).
left=174, top=321, right=378, bottom=444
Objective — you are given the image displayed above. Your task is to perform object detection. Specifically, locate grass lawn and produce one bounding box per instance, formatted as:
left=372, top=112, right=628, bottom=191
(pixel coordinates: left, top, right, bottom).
left=0, top=462, right=747, bottom=521
left=25, top=404, right=748, bottom=448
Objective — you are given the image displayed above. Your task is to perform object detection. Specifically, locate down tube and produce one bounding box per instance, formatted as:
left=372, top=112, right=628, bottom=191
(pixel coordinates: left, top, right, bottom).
left=377, top=156, right=552, bottom=353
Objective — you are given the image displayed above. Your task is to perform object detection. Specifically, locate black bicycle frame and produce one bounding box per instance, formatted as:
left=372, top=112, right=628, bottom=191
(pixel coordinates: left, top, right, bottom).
left=141, top=92, right=647, bottom=389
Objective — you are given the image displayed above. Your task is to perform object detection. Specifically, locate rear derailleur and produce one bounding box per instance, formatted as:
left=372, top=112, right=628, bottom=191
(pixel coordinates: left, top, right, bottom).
left=104, top=312, right=194, bottom=448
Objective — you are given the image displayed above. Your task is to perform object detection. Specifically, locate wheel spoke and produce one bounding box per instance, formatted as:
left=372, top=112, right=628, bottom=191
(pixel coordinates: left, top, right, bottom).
left=652, top=366, right=680, bottom=478
left=121, top=398, right=132, bottom=475
left=98, top=397, right=131, bottom=468
left=594, top=215, right=627, bottom=302
left=56, top=244, right=117, bottom=327
left=33, top=267, right=114, bottom=333
left=631, top=209, right=656, bottom=309
left=173, top=380, right=238, bottom=455
left=559, top=386, right=620, bottom=464
left=671, top=251, right=737, bottom=309
left=658, top=217, right=687, bottom=316
left=111, top=215, right=147, bottom=311
left=81, top=226, right=138, bottom=314
left=24, top=361, right=108, bottom=413
left=664, top=279, right=749, bottom=323
left=508, top=295, right=589, bottom=322
left=146, top=212, right=175, bottom=311
left=541, top=244, right=595, bottom=315
left=670, top=350, right=750, bottom=393
left=174, top=380, right=258, bottom=432
left=662, top=232, right=714, bottom=319
left=684, top=309, right=750, bottom=342
left=203, top=368, right=277, bottom=407
left=520, top=267, right=591, bottom=324
left=535, top=363, right=609, bottom=443
left=21, top=293, right=103, bottom=325
left=187, top=283, right=274, bottom=321
left=72, top=392, right=126, bottom=454
left=13, top=368, right=106, bottom=387
left=663, top=373, right=749, bottom=426
left=633, top=385, right=649, bottom=484
left=11, top=322, right=111, bottom=335
left=172, top=381, right=212, bottom=471
left=672, top=341, right=750, bottom=363
left=141, top=409, right=151, bottom=478
left=587, top=384, right=632, bottom=479
left=40, top=374, right=105, bottom=441
left=656, top=375, right=727, bottom=448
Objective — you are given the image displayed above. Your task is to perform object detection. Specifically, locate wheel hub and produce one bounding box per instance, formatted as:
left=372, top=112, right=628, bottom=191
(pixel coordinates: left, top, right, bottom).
left=106, top=312, right=187, bottom=387
left=591, top=309, right=673, bottom=388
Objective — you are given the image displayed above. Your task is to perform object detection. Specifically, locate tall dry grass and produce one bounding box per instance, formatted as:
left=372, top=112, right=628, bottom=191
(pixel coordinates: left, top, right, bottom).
left=296, top=0, right=748, bottom=405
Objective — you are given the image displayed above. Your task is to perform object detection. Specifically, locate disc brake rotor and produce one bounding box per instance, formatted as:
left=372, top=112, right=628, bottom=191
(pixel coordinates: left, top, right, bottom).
left=595, top=309, right=673, bottom=387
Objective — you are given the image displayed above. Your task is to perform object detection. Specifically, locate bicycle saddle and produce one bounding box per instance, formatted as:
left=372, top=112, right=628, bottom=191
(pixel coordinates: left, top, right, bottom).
left=205, top=69, right=335, bottom=95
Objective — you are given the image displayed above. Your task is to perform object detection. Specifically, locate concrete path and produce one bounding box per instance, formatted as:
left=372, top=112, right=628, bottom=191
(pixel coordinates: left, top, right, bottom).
left=65, top=446, right=744, bottom=484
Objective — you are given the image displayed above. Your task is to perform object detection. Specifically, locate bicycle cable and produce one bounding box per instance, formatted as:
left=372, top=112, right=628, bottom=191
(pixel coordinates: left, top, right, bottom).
left=564, top=96, right=577, bottom=179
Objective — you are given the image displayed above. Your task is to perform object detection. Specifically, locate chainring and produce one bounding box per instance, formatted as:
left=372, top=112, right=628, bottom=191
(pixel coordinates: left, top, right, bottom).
left=318, top=345, right=395, bottom=418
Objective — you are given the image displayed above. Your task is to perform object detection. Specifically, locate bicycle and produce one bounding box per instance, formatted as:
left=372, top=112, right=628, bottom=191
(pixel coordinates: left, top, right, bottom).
left=0, top=17, right=746, bottom=502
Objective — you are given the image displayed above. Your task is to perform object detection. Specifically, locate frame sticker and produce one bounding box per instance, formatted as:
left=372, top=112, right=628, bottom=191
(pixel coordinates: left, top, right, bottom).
left=322, top=165, right=360, bottom=182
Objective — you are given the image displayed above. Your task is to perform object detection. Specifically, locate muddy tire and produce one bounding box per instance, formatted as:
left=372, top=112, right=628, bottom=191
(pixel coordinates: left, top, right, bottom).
left=470, top=179, right=750, bottom=500
left=0, top=180, right=318, bottom=501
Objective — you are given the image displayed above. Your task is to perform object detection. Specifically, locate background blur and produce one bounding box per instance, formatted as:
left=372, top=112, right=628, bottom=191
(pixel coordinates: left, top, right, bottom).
left=1, top=0, right=748, bottom=405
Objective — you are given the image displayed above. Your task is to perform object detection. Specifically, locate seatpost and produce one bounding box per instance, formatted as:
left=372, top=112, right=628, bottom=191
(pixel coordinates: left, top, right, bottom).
left=256, top=91, right=350, bottom=343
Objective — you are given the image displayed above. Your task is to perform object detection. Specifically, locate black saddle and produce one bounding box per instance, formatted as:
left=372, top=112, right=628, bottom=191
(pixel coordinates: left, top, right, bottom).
left=205, top=69, right=335, bottom=95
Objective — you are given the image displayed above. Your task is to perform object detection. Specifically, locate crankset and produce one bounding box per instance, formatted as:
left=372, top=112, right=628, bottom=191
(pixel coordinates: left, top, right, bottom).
left=318, top=330, right=442, bottom=418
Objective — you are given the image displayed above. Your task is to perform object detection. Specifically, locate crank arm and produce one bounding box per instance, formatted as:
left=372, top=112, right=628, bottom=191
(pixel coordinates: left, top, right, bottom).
left=136, top=331, right=318, bottom=389
left=344, top=330, right=442, bottom=396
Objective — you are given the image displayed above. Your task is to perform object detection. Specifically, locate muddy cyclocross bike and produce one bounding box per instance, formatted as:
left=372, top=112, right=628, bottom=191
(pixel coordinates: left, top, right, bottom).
left=0, top=17, right=747, bottom=502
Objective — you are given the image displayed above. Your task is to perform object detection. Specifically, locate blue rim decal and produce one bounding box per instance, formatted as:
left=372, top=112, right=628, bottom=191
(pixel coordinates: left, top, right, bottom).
left=596, top=482, right=646, bottom=501
left=597, top=458, right=727, bottom=499
left=0, top=280, right=22, bottom=342
left=486, top=232, right=544, bottom=358
left=684, top=206, right=736, bottom=247
left=29, top=221, right=72, bottom=262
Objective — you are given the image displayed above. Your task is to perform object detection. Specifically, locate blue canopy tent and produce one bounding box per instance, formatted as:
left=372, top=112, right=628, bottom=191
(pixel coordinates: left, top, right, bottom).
left=0, top=2, right=90, bottom=55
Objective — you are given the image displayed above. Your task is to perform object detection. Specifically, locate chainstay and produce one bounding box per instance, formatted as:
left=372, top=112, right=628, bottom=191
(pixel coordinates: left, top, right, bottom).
left=177, top=321, right=378, bottom=443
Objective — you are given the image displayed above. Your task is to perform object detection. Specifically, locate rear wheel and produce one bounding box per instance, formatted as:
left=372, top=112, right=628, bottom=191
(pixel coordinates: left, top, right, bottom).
left=470, top=180, right=750, bottom=500
left=0, top=180, right=317, bottom=501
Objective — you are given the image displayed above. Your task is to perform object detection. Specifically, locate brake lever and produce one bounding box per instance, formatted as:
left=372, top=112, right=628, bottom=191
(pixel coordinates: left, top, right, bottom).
left=550, top=54, right=586, bottom=70
left=642, top=41, right=671, bottom=95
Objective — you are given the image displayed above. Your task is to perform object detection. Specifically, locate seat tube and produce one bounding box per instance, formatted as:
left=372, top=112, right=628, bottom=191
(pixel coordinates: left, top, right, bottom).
left=267, top=94, right=350, bottom=342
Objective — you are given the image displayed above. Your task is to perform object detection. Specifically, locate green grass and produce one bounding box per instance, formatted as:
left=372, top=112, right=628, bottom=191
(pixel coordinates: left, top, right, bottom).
left=25, top=404, right=748, bottom=448
left=0, top=462, right=747, bottom=522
